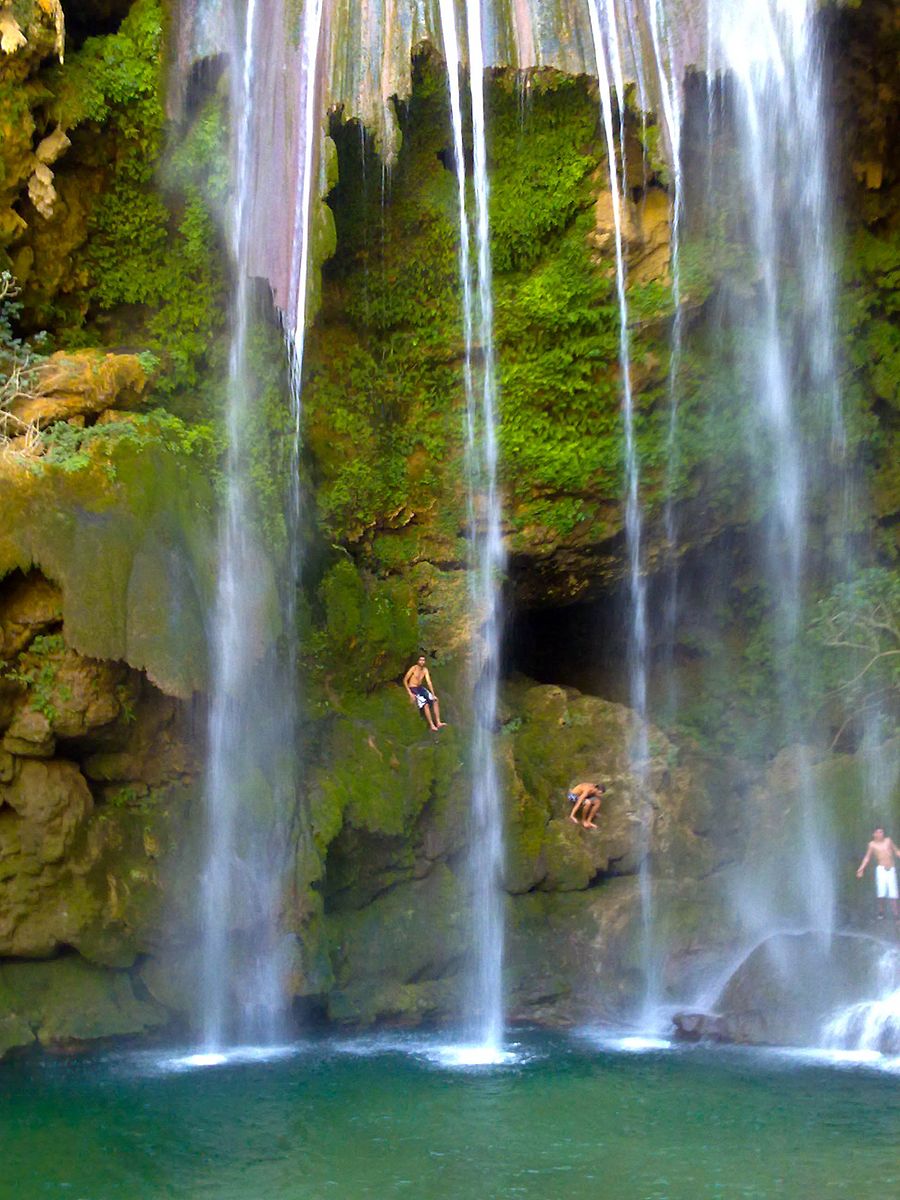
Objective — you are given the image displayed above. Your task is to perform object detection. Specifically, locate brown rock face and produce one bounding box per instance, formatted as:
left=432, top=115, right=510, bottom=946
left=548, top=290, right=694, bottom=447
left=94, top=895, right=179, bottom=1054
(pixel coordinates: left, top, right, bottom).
left=0, top=0, right=66, bottom=256
left=1, top=758, right=92, bottom=865
left=0, top=568, right=199, bottom=966
left=0, top=572, right=61, bottom=658
left=7, top=350, right=148, bottom=430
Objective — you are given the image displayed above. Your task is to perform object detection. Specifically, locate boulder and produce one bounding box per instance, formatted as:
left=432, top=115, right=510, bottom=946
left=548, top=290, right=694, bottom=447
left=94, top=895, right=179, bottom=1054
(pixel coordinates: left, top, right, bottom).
left=713, top=931, right=897, bottom=1047
left=672, top=1009, right=767, bottom=1044
left=0, top=757, right=92, bottom=865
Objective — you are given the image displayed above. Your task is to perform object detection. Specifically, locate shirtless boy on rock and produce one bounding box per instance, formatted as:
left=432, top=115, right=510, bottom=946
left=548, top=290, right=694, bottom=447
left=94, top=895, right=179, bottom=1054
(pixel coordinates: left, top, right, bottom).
left=567, top=782, right=606, bottom=829
left=857, top=828, right=900, bottom=921
left=403, top=655, right=447, bottom=732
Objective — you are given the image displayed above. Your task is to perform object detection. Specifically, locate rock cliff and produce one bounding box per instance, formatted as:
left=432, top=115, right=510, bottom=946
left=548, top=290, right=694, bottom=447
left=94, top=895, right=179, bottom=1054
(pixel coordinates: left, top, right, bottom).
left=0, top=0, right=896, bottom=1056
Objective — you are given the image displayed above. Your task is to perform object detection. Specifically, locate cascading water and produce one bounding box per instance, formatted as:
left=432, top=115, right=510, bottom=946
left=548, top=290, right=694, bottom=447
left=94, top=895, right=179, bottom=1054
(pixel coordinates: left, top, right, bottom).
left=646, top=0, right=685, bottom=727
left=824, top=947, right=900, bottom=1057
left=585, top=0, right=656, bottom=1025
left=701, top=0, right=841, bottom=942
left=182, top=0, right=890, bottom=1049
left=197, top=0, right=325, bottom=1051
left=200, top=0, right=280, bottom=1050
left=438, top=0, right=506, bottom=1054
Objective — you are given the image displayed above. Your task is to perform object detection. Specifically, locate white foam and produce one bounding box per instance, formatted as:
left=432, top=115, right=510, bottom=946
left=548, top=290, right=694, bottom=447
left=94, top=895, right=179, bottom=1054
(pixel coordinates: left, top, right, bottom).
left=178, top=1052, right=228, bottom=1068
left=428, top=1043, right=519, bottom=1068
left=162, top=1044, right=299, bottom=1072
left=580, top=1028, right=674, bottom=1054
left=772, top=1046, right=900, bottom=1073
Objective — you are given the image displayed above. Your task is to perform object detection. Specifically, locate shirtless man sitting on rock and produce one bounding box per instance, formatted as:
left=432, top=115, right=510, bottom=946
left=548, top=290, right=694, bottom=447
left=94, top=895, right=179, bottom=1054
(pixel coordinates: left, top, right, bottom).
left=403, top=654, right=447, bottom=732
left=567, top=782, right=606, bottom=829
left=856, top=827, right=900, bottom=922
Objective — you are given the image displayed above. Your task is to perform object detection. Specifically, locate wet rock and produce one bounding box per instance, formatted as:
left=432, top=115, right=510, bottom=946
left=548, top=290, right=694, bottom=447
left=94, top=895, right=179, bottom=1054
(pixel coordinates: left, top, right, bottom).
left=0, top=955, right=167, bottom=1059
left=324, top=863, right=467, bottom=1025
left=713, top=931, right=896, bottom=1048
left=672, top=1009, right=767, bottom=1045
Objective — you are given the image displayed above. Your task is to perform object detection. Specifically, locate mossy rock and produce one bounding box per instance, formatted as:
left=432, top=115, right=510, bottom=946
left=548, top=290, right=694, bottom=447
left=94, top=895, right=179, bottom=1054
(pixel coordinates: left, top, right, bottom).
left=324, top=862, right=467, bottom=1022
left=0, top=955, right=167, bottom=1058
left=0, top=422, right=217, bottom=697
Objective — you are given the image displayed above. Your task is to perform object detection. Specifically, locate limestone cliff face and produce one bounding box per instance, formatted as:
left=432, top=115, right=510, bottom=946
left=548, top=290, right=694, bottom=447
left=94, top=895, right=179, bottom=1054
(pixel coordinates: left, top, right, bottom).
left=0, top=0, right=896, bottom=1058
left=313, top=678, right=734, bottom=1027
left=0, top=568, right=199, bottom=1054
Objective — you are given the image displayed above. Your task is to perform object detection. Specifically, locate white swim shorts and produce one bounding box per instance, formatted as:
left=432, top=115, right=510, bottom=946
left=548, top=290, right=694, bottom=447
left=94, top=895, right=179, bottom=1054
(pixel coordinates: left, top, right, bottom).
left=876, top=865, right=898, bottom=900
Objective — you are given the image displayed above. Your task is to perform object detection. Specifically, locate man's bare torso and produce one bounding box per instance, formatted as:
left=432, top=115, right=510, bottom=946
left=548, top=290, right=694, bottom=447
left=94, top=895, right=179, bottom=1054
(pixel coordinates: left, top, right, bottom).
left=869, top=837, right=897, bottom=869
left=572, top=783, right=600, bottom=801
left=407, top=664, right=429, bottom=688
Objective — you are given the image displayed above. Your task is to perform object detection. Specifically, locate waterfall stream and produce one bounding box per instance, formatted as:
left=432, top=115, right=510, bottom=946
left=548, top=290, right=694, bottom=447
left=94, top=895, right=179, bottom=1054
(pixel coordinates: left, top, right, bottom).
left=585, top=0, right=655, bottom=1025
left=181, top=0, right=892, bottom=1048
left=197, top=0, right=325, bottom=1050
left=438, top=0, right=506, bottom=1053
left=824, top=947, right=900, bottom=1056
left=702, top=0, right=842, bottom=943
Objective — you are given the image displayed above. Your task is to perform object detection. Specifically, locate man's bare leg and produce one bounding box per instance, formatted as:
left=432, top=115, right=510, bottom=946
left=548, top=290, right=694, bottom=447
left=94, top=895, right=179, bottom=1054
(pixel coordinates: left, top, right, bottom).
left=569, top=800, right=583, bottom=824
left=424, top=704, right=439, bottom=732
left=582, top=800, right=600, bottom=829
left=433, top=699, right=448, bottom=728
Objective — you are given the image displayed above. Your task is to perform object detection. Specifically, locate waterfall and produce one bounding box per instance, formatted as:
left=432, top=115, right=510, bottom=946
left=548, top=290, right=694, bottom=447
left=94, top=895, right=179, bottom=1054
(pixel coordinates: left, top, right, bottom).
left=703, top=0, right=841, bottom=941
left=438, top=0, right=506, bottom=1052
left=177, top=0, right=889, bottom=1046
left=647, top=0, right=685, bottom=727
left=585, top=0, right=655, bottom=1024
left=824, top=948, right=900, bottom=1057
left=197, top=0, right=325, bottom=1050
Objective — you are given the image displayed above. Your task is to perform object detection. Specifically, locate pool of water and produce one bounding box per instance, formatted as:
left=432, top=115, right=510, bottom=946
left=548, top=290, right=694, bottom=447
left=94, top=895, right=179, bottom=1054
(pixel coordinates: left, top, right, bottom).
left=2, top=1030, right=898, bottom=1200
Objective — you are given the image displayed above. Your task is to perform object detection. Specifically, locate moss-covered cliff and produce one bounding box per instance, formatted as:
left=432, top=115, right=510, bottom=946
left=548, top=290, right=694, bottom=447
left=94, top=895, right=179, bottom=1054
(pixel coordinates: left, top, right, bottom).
left=0, top=0, right=896, bottom=1057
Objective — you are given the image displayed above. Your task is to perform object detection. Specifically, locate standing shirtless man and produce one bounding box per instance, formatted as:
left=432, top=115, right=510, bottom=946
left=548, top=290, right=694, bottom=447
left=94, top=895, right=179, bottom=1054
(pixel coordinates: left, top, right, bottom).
left=403, top=654, right=447, bottom=731
left=856, top=827, right=900, bottom=921
left=567, top=782, right=606, bottom=829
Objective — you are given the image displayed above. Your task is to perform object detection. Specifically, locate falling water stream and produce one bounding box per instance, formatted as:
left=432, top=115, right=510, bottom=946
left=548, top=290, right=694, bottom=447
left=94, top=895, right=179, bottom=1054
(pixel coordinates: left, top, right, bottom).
left=585, top=0, right=656, bottom=1025
left=188, top=0, right=891, bottom=1050
left=438, top=0, right=506, bottom=1054
left=703, top=0, right=840, bottom=943
left=197, top=0, right=325, bottom=1051
left=199, top=0, right=279, bottom=1050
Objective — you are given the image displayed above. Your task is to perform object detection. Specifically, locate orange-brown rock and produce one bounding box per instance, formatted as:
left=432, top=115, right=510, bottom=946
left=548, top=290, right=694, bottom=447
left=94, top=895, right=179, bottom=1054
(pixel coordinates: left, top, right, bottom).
left=0, top=571, right=61, bottom=659
left=8, top=350, right=149, bottom=429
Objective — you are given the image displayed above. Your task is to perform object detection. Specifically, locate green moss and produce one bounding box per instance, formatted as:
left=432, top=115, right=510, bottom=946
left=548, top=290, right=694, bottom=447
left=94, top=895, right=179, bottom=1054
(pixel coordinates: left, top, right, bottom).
left=315, top=557, right=419, bottom=691
left=306, top=63, right=681, bottom=564
left=495, top=214, right=621, bottom=531
left=23, top=0, right=228, bottom=417
left=841, top=227, right=900, bottom=535
left=488, top=74, right=600, bottom=273
left=0, top=425, right=216, bottom=696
